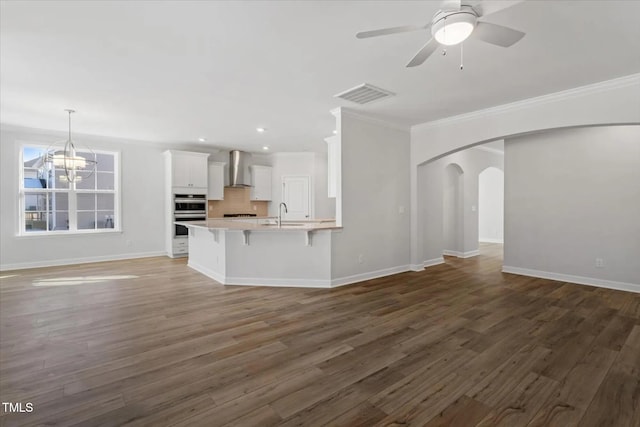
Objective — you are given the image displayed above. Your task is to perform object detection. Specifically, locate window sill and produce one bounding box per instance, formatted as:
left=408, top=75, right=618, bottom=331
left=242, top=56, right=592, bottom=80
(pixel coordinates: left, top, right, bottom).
left=16, top=229, right=123, bottom=238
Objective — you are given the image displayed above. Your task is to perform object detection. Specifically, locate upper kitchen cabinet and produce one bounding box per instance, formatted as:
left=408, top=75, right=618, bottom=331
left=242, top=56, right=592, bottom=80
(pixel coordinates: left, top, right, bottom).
left=207, top=162, right=225, bottom=200
left=249, top=165, right=272, bottom=201
left=165, top=150, right=210, bottom=194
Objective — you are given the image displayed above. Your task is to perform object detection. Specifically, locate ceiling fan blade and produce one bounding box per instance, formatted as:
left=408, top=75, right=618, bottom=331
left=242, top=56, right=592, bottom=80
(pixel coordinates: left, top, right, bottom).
left=472, top=21, right=525, bottom=47
left=470, top=0, right=525, bottom=17
left=406, top=37, right=438, bottom=68
left=356, top=24, right=429, bottom=39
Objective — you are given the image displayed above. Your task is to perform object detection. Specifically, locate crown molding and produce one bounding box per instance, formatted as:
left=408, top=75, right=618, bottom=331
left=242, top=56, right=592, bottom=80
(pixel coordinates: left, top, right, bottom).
left=414, top=73, right=640, bottom=131
left=330, top=107, right=410, bottom=133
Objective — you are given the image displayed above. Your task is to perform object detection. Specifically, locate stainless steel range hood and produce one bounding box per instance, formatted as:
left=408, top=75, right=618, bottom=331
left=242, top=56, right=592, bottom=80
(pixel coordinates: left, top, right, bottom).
left=227, top=150, right=252, bottom=187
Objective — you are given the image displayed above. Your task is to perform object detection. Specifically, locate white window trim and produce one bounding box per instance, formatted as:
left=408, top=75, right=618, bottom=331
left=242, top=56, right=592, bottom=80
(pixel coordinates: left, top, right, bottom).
left=18, top=142, right=122, bottom=236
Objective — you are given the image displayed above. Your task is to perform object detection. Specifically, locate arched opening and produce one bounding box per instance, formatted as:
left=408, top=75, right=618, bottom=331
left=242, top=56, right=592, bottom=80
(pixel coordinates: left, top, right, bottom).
left=442, top=163, right=464, bottom=256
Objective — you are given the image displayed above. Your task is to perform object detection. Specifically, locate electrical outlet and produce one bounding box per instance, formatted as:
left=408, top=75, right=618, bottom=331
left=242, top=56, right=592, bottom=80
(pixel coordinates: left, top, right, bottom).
left=398, top=206, right=405, bottom=214
left=253, top=205, right=257, bottom=211
left=358, top=254, right=364, bottom=264
left=595, top=258, right=604, bottom=268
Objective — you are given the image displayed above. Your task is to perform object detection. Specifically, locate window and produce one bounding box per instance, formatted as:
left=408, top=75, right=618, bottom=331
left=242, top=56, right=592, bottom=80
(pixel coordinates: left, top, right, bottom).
left=20, top=145, right=120, bottom=234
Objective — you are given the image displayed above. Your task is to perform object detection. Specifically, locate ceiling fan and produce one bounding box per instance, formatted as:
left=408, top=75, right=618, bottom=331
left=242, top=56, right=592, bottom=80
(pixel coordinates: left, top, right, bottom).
left=356, top=0, right=526, bottom=67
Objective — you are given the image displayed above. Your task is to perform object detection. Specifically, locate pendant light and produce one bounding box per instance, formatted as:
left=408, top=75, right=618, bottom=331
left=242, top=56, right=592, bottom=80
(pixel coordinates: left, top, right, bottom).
left=45, top=109, right=97, bottom=183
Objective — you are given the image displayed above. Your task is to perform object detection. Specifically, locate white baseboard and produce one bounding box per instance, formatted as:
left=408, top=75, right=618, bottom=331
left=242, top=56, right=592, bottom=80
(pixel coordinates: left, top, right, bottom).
left=330, top=265, right=411, bottom=288
left=479, top=238, right=503, bottom=244
left=461, top=250, right=480, bottom=258
left=190, top=261, right=410, bottom=289
left=410, top=264, right=425, bottom=271
left=187, top=261, right=418, bottom=288
left=423, top=257, right=445, bottom=268
left=167, top=252, right=188, bottom=259
left=190, top=264, right=412, bottom=288
left=226, top=277, right=331, bottom=288
left=187, top=260, right=227, bottom=285
left=189, top=260, right=332, bottom=288
left=442, top=250, right=479, bottom=259
left=0, top=251, right=166, bottom=272
left=502, top=265, right=640, bottom=294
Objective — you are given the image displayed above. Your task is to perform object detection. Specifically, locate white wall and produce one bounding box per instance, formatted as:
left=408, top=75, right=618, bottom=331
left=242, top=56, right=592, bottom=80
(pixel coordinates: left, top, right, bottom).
left=417, top=147, right=504, bottom=267
left=331, top=110, right=411, bottom=283
left=479, top=167, right=504, bottom=243
left=410, top=74, right=640, bottom=267
left=417, top=158, right=443, bottom=266
left=0, top=125, right=171, bottom=269
left=442, top=164, right=464, bottom=254
left=504, top=126, right=640, bottom=290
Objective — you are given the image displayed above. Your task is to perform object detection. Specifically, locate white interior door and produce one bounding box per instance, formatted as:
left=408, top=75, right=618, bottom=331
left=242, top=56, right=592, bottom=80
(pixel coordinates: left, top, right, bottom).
left=282, top=176, right=310, bottom=220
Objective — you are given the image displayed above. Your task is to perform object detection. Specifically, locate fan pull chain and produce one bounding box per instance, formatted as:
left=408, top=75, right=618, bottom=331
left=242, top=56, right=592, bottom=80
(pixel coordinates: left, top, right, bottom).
left=442, top=17, right=447, bottom=56
left=460, top=42, right=464, bottom=70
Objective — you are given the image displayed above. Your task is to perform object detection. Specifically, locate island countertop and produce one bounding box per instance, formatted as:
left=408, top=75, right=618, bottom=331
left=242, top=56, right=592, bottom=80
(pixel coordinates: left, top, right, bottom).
left=182, top=217, right=339, bottom=287
left=179, top=217, right=341, bottom=231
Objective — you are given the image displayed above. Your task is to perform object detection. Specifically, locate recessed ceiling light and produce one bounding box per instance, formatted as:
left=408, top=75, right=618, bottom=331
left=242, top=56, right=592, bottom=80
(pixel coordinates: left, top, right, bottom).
left=262, top=146, right=269, bottom=150
left=256, top=127, right=266, bottom=133
left=332, top=130, right=338, bottom=134
left=198, top=138, right=206, bottom=142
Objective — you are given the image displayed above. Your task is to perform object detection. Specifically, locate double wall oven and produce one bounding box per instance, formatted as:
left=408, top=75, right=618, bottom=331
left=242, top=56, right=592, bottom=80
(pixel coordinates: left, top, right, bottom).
left=174, top=194, right=207, bottom=237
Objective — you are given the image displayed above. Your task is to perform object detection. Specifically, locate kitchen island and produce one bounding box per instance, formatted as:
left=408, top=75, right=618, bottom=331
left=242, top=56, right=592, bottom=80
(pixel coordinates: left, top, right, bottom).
left=181, top=218, right=341, bottom=287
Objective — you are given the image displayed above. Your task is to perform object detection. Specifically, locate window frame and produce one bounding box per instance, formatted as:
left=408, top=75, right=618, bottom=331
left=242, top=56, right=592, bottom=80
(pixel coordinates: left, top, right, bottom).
left=18, top=142, right=122, bottom=236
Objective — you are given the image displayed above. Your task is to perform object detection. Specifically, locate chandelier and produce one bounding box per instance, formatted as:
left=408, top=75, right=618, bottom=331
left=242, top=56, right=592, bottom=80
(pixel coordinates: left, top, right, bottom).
left=45, top=109, right=97, bottom=183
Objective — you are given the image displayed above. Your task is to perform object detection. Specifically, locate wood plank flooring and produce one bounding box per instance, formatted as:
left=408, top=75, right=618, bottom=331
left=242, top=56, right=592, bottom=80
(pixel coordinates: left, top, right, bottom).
left=1, top=244, right=639, bottom=426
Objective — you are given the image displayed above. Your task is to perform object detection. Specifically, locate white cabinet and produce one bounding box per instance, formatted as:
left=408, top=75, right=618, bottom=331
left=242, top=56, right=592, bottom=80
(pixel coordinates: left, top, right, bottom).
left=325, top=136, right=338, bottom=198
left=207, top=162, right=225, bottom=200
left=164, top=150, right=210, bottom=259
left=249, top=165, right=272, bottom=201
left=166, top=150, right=210, bottom=193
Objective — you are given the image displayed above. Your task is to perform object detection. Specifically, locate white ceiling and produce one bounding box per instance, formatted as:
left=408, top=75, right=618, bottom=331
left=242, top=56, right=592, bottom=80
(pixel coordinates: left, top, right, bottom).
left=1, top=1, right=639, bottom=153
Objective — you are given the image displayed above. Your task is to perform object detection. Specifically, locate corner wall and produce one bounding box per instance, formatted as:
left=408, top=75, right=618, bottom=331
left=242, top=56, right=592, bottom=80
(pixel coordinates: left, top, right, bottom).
left=504, top=126, right=640, bottom=290
left=331, top=110, right=411, bottom=284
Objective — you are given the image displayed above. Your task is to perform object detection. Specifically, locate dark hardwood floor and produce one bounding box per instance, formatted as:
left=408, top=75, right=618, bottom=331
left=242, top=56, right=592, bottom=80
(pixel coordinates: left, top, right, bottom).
left=1, top=243, right=639, bottom=426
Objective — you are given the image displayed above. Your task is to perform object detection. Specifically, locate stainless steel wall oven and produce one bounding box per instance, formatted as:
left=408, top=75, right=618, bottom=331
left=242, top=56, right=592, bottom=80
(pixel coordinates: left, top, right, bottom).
left=174, top=194, right=206, bottom=237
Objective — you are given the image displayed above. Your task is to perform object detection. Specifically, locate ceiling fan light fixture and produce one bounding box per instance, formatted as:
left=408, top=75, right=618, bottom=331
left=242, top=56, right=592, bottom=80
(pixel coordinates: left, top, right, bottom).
left=432, top=10, right=477, bottom=46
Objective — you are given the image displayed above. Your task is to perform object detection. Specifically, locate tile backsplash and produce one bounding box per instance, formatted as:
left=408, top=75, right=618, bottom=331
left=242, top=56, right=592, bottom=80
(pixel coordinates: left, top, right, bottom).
left=208, top=187, right=269, bottom=218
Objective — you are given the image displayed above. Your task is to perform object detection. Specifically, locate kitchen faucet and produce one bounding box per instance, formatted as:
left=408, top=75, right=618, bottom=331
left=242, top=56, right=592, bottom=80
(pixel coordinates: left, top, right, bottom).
left=278, top=202, right=288, bottom=228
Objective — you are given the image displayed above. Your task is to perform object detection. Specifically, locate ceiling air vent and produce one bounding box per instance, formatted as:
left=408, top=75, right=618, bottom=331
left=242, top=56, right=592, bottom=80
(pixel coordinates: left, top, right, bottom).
left=334, top=83, right=395, bottom=105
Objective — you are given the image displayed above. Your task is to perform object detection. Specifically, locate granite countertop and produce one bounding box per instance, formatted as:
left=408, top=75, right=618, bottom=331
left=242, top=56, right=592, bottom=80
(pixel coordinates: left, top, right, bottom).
left=180, top=217, right=341, bottom=231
